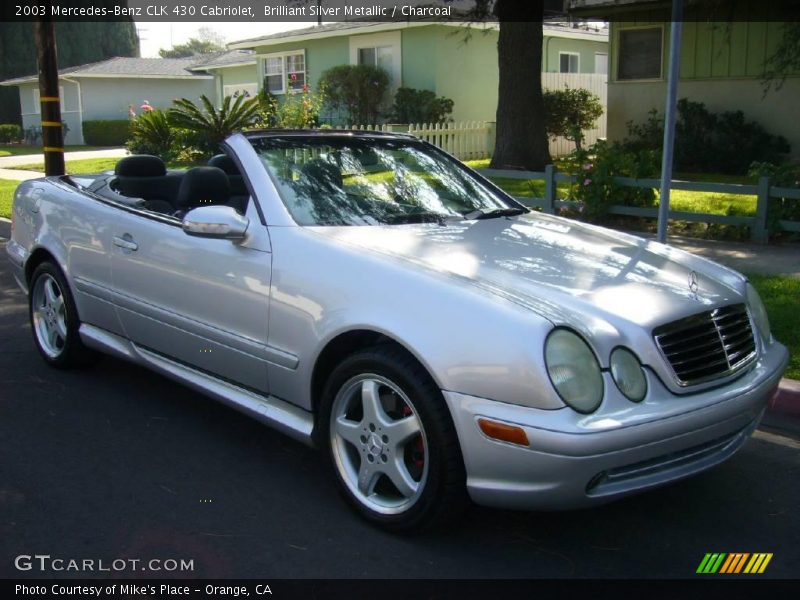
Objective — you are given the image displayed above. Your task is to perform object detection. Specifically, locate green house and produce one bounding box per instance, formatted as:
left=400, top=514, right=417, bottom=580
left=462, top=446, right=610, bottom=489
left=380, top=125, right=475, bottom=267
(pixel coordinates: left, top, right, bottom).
left=228, top=21, right=608, bottom=123
left=570, top=0, right=800, bottom=158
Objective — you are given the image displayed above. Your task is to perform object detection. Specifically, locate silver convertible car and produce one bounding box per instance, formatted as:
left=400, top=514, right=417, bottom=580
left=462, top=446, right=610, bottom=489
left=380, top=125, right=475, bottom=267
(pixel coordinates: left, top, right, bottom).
left=7, top=130, right=788, bottom=530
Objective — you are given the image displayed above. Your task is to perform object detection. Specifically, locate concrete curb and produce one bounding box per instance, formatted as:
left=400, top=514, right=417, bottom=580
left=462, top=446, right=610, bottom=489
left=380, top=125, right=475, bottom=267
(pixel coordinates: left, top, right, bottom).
left=769, top=378, right=800, bottom=418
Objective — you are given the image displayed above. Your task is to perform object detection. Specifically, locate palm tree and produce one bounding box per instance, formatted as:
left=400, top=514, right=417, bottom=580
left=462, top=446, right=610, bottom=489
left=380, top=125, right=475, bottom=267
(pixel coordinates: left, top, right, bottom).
left=168, top=93, right=260, bottom=154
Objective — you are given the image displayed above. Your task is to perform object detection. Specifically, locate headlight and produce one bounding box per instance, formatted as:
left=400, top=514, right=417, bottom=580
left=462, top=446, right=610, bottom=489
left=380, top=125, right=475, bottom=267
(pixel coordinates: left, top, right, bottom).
left=609, top=347, right=647, bottom=402
left=746, top=282, right=771, bottom=343
left=545, top=329, right=603, bottom=413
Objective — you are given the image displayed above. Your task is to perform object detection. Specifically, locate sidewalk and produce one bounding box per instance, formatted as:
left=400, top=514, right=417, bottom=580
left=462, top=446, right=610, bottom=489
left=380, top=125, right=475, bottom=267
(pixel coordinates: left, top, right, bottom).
left=0, top=168, right=42, bottom=181
left=0, top=147, right=126, bottom=169
left=638, top=232, right=800, bottom=279
left=0, top=148, right=127, bottom=181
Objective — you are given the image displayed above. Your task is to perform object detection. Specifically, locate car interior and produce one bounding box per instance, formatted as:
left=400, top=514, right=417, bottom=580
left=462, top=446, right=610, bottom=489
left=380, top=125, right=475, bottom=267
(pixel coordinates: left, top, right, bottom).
left=84, top=154, right=250, bottom=219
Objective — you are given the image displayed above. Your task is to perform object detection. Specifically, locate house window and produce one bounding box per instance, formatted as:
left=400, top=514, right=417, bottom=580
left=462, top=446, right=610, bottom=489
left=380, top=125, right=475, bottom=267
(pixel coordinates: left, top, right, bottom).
left=595, top=52, right=608, bottom=75
left=32, top=86, right=65, bottom=114
left=357, top=46, right=393, bottom=72
left=559, top=52, right=580, bottom=74
left=262, top=51, right=306, bottom=94
left=618, top=27, right=663, bottom=80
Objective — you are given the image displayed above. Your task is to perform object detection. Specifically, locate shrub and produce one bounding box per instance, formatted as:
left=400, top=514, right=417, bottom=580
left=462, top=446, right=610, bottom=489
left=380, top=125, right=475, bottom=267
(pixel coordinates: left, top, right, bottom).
left=168, top=94, right=260, bottom=156
left=622, top=99, right=790, bottom=175
left=563, top=140, right=660, bottom=223
left=0, top=123, right=22, bottom=143
left=319, top=64, right=389, bottom=124
left=390, top=88, right=453, bottom=124
left=126, top=109, right=177, bottom=160
left=542, top=87, right=604, bottom=151
left=82, top=120, right=130, bottom=146
left=254, top=89, right=279, bottom=128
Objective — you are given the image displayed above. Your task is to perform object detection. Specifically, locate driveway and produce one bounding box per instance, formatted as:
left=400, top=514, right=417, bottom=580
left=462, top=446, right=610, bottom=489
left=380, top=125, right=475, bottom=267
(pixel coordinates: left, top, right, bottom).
left=0, top=233, right=798, bottom=579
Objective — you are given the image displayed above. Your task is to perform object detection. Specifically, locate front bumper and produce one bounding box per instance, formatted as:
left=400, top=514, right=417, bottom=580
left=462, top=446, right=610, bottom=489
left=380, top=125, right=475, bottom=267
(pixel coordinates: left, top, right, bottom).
left=443, top=343, right=789, bottom=510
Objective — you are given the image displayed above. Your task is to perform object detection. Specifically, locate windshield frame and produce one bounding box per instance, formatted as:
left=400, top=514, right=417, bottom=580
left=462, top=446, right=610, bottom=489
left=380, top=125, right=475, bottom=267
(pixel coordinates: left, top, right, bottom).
left=244, top=131, right=527, bottom=227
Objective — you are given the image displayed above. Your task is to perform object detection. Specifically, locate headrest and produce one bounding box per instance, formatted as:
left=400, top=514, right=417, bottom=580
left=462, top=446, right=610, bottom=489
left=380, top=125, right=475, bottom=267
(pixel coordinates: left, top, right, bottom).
left=208, top=154, right=241, bottom=176
left=175, top=166, right=230, bottom=209
left=115, top=154, right=167, bottom=177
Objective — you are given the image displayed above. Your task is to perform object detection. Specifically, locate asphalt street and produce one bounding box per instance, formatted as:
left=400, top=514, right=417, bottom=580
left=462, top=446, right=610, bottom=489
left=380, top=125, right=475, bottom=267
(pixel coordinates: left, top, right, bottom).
left=1, top=240, right=799, bottom=579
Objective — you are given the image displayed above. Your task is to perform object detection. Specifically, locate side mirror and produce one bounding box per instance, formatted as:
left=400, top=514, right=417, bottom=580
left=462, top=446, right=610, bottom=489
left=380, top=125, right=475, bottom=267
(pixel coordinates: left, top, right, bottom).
left=182, top=205, right=249, bottom=241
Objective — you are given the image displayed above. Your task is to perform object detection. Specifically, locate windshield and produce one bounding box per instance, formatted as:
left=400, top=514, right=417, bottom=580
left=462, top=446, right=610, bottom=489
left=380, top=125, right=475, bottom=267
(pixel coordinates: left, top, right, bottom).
left=249, top=136, right=517, bottom=226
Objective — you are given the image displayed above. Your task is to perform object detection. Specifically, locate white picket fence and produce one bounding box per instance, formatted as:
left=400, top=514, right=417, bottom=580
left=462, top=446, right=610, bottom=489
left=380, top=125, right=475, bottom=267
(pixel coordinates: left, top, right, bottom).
left=542, top=72, right=608, bottom=157
left=347, top=121, right=492, bottom=160
left=347, top=73, right=608, bottom=160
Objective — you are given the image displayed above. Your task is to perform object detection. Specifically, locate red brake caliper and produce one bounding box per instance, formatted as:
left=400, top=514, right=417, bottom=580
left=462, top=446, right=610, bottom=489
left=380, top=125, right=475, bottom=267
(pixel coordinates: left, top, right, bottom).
left=401, top=405, right=425, bottom=470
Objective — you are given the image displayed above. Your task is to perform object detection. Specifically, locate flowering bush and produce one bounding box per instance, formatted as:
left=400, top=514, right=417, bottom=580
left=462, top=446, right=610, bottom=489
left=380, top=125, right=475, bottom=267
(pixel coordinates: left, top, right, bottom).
left=562, top=140, right=660, bottom=223
left=275, top=84, right=325, bottom=129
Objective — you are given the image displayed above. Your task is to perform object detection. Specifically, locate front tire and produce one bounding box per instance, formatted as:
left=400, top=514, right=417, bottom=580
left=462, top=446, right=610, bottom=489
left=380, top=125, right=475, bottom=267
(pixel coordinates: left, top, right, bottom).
left=29, top=261, right=97, bottom=368
left=321, top=345, right=467, bottom=531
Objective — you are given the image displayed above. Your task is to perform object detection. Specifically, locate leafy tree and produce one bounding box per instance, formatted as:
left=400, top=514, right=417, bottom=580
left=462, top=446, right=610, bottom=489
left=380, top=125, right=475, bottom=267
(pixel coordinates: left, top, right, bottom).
left=159, top=37, right=224, bottom=59
left=0, top=10, right=139, bottom=124
left=391, top=88, right=454, bottom=124
left=543, top=87, right=604, bottom=151
left=168, top=94, right=260, bottom=155
left=762, top=22, right=800, bottom=93
left=319, top=64, right=390, bottom=124
left=446, top=0, right=556, bottom=170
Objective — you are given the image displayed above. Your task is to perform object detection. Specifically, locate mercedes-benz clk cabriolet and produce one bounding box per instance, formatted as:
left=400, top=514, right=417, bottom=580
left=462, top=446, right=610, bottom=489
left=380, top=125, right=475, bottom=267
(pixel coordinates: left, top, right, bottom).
left=6, top=130, right=788, bottom=530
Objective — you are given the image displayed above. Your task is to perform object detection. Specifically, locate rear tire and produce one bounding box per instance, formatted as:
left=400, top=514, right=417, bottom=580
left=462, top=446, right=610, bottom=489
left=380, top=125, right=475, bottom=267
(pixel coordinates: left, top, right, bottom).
left=320, top=345, right=467, bottom=531
left=29, top=261, right=97, bottom=368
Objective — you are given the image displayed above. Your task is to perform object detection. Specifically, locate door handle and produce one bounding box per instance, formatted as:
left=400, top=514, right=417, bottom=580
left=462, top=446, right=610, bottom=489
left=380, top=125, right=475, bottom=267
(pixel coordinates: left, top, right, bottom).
left=113, top=235, right=139, bottom=251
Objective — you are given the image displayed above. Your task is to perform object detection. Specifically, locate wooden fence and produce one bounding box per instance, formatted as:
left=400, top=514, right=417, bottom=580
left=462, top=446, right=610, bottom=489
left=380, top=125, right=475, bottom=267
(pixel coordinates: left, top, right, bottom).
left=347, top=121, right=493, bottom=160
left=477, top=165, right=800, bottom=243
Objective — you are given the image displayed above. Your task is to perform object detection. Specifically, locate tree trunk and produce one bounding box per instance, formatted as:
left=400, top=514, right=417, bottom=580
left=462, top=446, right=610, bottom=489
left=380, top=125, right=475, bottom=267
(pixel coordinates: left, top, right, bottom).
left=490, top=3, right=551, bottom=171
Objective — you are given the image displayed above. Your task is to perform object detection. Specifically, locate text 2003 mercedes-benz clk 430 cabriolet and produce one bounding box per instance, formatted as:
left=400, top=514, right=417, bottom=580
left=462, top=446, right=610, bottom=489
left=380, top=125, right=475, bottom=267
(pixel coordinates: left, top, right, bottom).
left=7, top=131, right=788, bottom=530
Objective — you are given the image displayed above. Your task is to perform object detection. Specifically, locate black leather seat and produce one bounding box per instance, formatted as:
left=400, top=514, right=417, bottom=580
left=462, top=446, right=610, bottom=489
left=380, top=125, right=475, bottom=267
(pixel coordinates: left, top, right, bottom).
left=114, top=154, right=180, bottom=214
left=208, top=154, right=248, bottom=213
left=173, top=166, right=230, bottom=219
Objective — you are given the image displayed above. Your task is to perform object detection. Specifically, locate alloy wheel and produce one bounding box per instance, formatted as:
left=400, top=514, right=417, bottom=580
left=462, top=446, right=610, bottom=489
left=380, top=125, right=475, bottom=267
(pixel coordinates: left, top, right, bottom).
left=329, top=374, right=429, bottom=515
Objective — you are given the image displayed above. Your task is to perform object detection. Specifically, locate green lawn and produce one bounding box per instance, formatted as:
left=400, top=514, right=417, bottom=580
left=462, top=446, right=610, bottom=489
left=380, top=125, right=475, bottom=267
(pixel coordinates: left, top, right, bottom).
left=12, top=157, right=198, bottom=174
left=747, top=275, right=800, bottom=381
left=0, top=179, right=18, bottom=219
left=0, top=144, right=112, bottom=157
left=466, top=160, right=759, bottom=218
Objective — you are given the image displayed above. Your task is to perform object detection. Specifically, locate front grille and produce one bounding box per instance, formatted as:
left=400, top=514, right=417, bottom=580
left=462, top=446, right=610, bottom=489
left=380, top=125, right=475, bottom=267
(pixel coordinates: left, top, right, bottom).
left=654, top=303, right=756, bottom=386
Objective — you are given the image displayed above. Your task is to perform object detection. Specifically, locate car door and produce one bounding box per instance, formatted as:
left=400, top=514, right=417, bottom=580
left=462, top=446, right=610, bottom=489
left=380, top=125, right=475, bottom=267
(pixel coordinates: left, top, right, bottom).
left=108, top=201, right=272, bottom=394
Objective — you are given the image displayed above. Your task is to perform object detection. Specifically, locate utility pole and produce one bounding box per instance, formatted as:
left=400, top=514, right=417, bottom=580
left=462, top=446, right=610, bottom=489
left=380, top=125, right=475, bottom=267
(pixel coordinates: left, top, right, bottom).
left=656, top=0, right=683, bottom=243
left=34, top=7, right=65, bottom=176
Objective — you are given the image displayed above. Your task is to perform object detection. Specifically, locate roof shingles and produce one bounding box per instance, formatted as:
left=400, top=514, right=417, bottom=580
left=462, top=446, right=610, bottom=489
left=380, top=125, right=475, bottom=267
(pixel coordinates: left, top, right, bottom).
left=0, top=51, right=255, bottom=86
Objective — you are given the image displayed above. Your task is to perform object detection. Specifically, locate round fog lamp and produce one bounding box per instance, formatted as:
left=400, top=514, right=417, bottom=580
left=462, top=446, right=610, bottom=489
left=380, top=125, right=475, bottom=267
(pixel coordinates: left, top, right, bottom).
left=610, top=347, right=647, bottom=402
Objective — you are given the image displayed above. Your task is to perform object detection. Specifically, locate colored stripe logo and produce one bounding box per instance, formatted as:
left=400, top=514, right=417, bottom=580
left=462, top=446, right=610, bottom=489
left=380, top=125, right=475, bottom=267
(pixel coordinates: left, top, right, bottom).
left=697, top=553, right=773, bottom=574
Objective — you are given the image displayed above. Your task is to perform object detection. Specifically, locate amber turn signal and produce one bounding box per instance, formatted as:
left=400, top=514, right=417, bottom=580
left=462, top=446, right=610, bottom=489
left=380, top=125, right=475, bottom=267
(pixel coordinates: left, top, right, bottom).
left=477, top=418, right=529, bottom=447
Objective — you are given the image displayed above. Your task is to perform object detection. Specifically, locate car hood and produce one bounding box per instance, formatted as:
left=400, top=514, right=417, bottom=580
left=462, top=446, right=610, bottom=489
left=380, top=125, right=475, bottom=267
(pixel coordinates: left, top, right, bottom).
left=309, top=213, right=746, bottom=330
